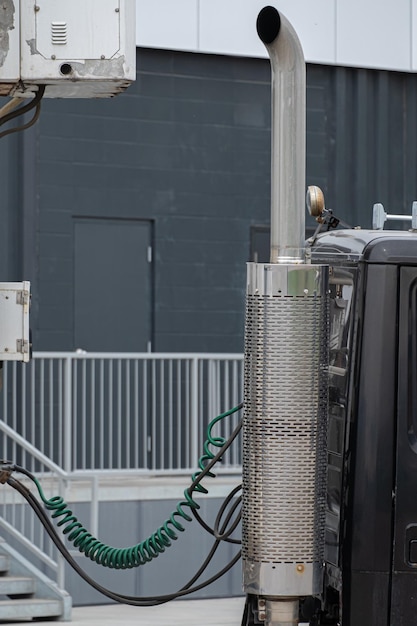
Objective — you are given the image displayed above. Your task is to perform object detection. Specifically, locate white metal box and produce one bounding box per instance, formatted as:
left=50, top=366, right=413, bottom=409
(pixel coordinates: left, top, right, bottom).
left=0, top=0, right=135, bottom=98
left=0, top=0, right=20, bottom=95
left=0, top=282, right=30, bottom=362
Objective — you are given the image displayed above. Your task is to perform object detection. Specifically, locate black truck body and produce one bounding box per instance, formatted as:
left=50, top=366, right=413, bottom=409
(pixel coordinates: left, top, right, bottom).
left=309, top=229, right=417, bottom=625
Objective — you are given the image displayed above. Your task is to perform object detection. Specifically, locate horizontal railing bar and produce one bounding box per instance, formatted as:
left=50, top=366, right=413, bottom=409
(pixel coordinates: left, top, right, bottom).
left=0, top=468, right=242, bottom=492
left=33, top=352, right=244, bottom=361
left=68, top=467, right=242, bottom=479
left=0, top=434, right=242, bottom=481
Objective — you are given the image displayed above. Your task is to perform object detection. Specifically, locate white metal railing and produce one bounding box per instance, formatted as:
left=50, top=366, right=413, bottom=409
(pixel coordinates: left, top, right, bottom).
left=0, top=352, right=244, bottom=588
left=2, top=352, right=244, bottom=472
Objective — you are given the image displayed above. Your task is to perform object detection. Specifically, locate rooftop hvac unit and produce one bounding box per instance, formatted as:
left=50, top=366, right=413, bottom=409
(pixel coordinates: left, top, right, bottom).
left=0, top=0, right=135, bottom=98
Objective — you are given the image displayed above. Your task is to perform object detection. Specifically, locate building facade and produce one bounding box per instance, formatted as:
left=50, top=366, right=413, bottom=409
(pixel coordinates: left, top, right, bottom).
left=1, top=0, right=417, bottom=607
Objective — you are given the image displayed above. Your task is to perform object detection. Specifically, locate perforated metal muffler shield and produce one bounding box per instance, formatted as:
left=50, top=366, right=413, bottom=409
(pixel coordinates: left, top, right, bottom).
left=242, top=263, right=329, bottom=597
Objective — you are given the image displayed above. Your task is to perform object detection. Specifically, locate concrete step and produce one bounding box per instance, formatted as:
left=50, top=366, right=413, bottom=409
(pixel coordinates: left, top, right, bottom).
left=0, top=598, right=62, bottom=620
left=0, top=539, right=71, bottom=621
left=0, top=575, right=35, bottom=596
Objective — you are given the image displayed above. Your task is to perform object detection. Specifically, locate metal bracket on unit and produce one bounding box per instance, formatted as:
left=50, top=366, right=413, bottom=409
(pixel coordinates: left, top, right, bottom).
left=372, top=201, right=417, bottom=230
left=16, top=339, right=29, bottom=355
left=16, top=290, right=30, bottom=307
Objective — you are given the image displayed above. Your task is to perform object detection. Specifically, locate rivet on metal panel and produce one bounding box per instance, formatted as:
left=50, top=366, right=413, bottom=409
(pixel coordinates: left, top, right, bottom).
left=34, top=5, right=40, bottom=11
left=115, top=7, right=120, bottom=12
left=101, top=55, right=106, bottom=59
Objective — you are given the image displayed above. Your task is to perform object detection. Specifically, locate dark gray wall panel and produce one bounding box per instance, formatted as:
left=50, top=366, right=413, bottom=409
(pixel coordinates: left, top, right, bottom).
left=325, top=67, right=417, bottom=228
left=2, top=51, right=417, bottom=352
left=35, top=49, right=273, bottom=353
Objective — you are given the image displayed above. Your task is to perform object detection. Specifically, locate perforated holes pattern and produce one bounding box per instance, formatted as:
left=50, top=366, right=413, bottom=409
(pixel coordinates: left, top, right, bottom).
left=242, top=294, right=329, bottom=564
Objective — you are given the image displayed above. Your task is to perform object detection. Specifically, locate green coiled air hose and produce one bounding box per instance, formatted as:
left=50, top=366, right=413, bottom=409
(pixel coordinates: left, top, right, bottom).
left=28, top=404, right=242, bottom=569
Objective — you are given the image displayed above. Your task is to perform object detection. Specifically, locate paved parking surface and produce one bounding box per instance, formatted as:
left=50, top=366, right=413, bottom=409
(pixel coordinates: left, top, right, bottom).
left=32, top=597, right=246, bottom=626
left=25, top=597, right=310, bottom=625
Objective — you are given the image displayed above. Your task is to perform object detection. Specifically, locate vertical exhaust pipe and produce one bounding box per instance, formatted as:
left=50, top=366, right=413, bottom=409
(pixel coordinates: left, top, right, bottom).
left=242, top=7, right=329, bottom=625
left=257, top=6, right=306, bottom=264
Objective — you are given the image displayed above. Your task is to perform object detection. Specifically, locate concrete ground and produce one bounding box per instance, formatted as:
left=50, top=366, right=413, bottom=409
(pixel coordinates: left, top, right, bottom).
left=26, top=598, right=310, bottom=625
left=42, top=598, right=245, bottom=625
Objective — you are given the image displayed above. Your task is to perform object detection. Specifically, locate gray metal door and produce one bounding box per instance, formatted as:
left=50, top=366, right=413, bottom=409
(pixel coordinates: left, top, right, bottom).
left=74, top=218, right=152, bottom=352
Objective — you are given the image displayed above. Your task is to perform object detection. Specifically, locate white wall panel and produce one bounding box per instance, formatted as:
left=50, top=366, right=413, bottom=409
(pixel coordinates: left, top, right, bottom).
left=198, top=0, right=336, bottom=64
left=136, top=0, right=198, bottom=51
left=135, top=0, right=417, bottom=73
left=337, top=0, right=411, bottom=71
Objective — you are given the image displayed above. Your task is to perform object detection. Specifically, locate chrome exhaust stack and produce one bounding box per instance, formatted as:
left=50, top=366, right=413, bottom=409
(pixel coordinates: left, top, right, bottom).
left=242, top=7, right=329, bottom=625
left=257, top=6, right=306, bottom=264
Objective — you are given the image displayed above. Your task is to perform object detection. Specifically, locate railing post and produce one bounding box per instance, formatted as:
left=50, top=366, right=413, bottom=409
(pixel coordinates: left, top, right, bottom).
left=190, top=357, right=199, bottom=467
left=2, top=363, right=7, bottom=460
left=63, top=357, right=73, bottom=473
left=90, top=475, right=99, bottom=537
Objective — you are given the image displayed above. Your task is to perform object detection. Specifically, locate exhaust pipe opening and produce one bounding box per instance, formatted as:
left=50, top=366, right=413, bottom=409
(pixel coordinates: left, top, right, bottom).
left=256, top=6, right=281, bottom=45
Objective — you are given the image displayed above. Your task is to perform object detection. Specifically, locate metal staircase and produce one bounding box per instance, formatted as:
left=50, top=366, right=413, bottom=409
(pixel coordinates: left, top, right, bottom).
left=0, top=538, right=71, bottom=621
